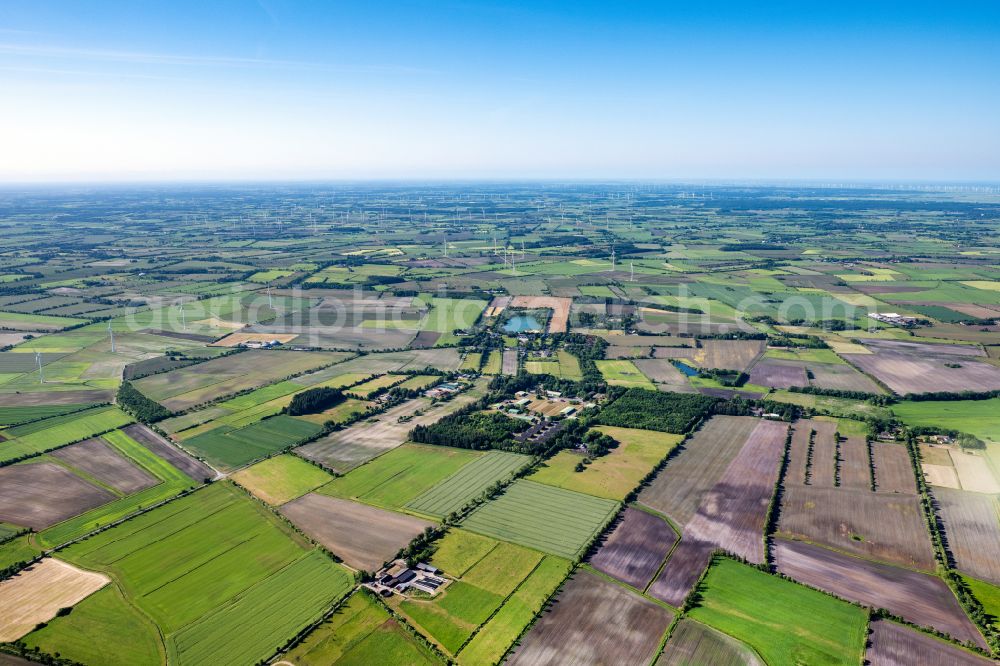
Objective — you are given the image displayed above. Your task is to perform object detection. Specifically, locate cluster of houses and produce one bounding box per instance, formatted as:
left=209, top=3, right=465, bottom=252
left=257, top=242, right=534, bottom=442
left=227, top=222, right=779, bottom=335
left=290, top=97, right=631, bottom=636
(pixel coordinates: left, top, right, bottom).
left=368, top=560, right=448, bottom=598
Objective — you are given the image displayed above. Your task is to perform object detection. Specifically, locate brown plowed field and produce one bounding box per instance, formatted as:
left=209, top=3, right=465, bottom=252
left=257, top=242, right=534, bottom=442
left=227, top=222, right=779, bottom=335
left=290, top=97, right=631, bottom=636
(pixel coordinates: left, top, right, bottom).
left=778, top=484, right=935, bottom=570
left=785, top=422, right=812, bottom=486
left=280, top=493, right=432, bottom=572
left=649, top=419, right=788, bottom=605
left=866, top=618, right=994, bottom=666
left=657, top=618, right=763, bottom=666
left=122, top=423, right=216, bottom=481
left=589, top=507, right=677, bottom=589
left=808, top=420, right=839, bottom=487
left=933, top=487, right=1000, bottom=586
left=0, top=389, right=112, bottom=406
left=775, top=540, right=986, bottom=649
left=52, top=437, right=158, bottom=494
left=807, top=362, right=884, bottom=394
left=0, top=462, right=115, bottom=530
left=694, top=340, right=765, bottom=372
left=638, top=416, right=760, bottom=526
left=872, top=442, right=916, bottom=494
left=839, top=436, right=872, bottom=489
left=507, top=569, right=673, bottom=666
left=748, top=360, right=808, bottom=389
left=844, top=351, right=1000, bottom=395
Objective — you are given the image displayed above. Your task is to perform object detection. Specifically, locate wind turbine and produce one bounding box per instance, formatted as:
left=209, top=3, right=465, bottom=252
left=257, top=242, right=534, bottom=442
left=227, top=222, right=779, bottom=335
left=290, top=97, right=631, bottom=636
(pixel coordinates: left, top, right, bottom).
left=630, top=262, right=635, bottom=282
left=35, top=351, right=44, bottom=384
left=267, top=284, right=274, bottom=309
left=107, top=321, right=116, bottom=353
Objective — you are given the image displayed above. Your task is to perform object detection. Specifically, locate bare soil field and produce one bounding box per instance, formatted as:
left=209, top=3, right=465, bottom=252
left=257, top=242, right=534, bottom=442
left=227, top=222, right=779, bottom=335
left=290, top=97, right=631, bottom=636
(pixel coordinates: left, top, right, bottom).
left=631, top=358, right=688, bottom=385
left=923, top=464, right=961, bottom=489
left=410, top=330, right=441, bottom=348
left=0, top=462, right=115, bottom=530
left=502, top=349, right=519, bottom=375
left=775, top=540, right=986, bottom=648
left=785, top=422, right=812, bottom=486
left=866, top=618, right=994, bottom=666
left=839, top=436, right=872, bottom=489
left=297, top=389, right=480, bottom=472
left=657, top=618, right=763, bottom=666
left=872, top=442, right=916, bottom=494
left=52, top=437, right=158, bottom=494
left=606, top=345, right=651, bottom=359
left=860, top=339, right=986, bottom=357
left=507, top=569, right=673, bottom=666
left=808, top=420, right=839, bottom=488
left=748, top=359, right=808, bottom=389
left=589, top=507, right=677, bottom=590
left=807, top=362, right=884, bottom=393
left=649, top=419, right=788, bottom=605
left=122, top=423, right=216, bottom=481
left=638, top=416, right=760, bottom=526
left=844, top=351, right=1000, bottom=395
left=778, top=485, right=936, bottom=570
left=0, top=558, right=110, bottom=642
left=280, top=493, right=433, bottom=572
left=933, top=487, right=1000, bottom=586
left=509, top=296, right=571, bottom=333
left=694, top=339, right=765, bottom=372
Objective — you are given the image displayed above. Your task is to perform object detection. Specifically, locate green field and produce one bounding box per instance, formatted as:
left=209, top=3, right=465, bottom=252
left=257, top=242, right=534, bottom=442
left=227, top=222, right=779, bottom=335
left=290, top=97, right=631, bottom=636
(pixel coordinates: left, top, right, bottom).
left=405, top=450, right=531, bottom=518
left=528, top=426, right=682, bottom=500
left=768, top=390, right=892, bottom=420
left=232, top=453, right=333, bottom=505
left=182, top=414, right=323, bottom=470
left=422, top=297, right=488, bottom=333
left=764, top=347, right=845, bottom=364
left=456, top=556, right=571, bottom=665
left=0, top=534, right=41, bottom=569
left=283, top=590, right=442, bottom=665
left=62, top=483, right=308, bottom=630
left=0, top=405, right=133, bottom=464
left=962, top=575, right=1000, bottom=631
left=318, top=443, right=481, bottom=511
left=38, top=428, right=197, bottom=547
left=169, top=550, right=354, bottom=666
left=482, top=351, right=502, bottom=374
left=689, top=559, right=868, bottom=666
left=0, top=402, right=97, bottom=426
left=24, top=585, right=164, bottom=666
left=595, top=360, right=657, bottom=389
left=460, top=480, right=619, bottom=560
left=892, top=397, right=1000, bottom=443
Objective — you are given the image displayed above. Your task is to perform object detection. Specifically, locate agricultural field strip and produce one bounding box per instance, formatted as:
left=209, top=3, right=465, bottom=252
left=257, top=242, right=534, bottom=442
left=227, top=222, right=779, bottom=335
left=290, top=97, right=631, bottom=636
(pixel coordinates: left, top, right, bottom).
left=461, top=480, right=619, bottom=560
left=405, top=451, right=532, bottom=518
left=0, top=405, right=134, bottom=464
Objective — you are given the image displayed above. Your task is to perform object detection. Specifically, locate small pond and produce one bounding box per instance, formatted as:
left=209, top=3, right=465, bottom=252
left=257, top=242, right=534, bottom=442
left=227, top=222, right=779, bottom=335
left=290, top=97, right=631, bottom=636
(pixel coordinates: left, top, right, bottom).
left=503, top=315, right=543, bottom=333
left=670, top=359, right=699, bottom=376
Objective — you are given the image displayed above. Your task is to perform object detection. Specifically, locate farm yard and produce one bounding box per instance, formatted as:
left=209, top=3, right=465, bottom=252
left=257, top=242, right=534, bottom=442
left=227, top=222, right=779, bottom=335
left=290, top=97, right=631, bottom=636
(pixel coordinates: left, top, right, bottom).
left=1, top=184, right=1000, bottom=665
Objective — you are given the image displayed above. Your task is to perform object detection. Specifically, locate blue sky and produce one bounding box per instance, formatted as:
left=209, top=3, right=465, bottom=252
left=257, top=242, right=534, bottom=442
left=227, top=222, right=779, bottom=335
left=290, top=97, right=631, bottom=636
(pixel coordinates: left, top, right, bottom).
left=1, top=1, right=999, bottom=181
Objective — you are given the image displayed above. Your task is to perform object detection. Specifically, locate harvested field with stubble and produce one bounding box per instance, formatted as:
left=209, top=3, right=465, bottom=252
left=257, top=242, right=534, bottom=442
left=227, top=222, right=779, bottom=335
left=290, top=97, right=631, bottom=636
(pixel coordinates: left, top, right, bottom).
left=693, top=339, right=765, bottom=372
left=778, top=484, right=935, bottom=570
left=52, top=437, right=157, bottom=494
left=589, top=507, right=677, bottom=589
left=648, top=419, right=788, bottom=606
left=509, top=296, right=571, bottom=333
left=121, top=423, right=217, bottom=481
left=933, top=487, right=1000, bottom=586
left=280, top=493, right=433, bottom=571
left=507, top=569, right=673, bottom=666
left=631, top=358, right=689, bottom=386
left=657, top=619, right=762, bottom=666
left=775, top=539, right=986, bottom=648
left=866, top=618, right=995, bottom=666
left=638, top=416, right=760, bottom=526
left=296, top=385, right=482, bottom=472
left=0, top=558, right=109, bottom=642
left=0, top=462, right=115, bottom=530
left=872, top=442, right=916, bottom=493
